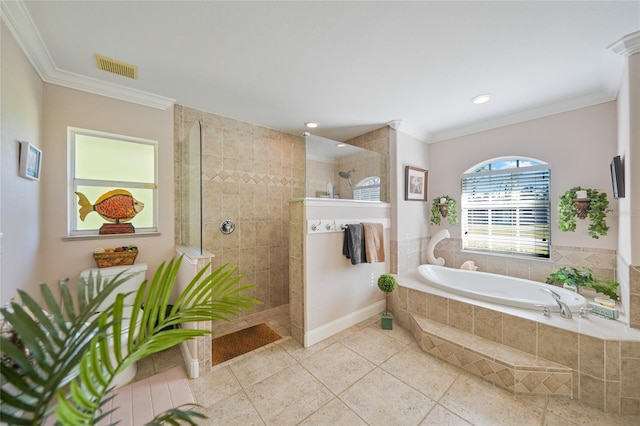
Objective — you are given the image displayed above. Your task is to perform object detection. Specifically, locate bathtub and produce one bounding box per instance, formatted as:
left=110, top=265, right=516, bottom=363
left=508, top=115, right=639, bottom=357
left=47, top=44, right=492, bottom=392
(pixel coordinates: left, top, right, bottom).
left=416, top=264, right=586, bottom=313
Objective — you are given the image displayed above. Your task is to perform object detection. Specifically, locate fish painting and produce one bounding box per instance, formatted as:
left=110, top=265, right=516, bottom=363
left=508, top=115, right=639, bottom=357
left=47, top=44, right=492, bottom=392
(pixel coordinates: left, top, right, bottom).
left=75, top=189, right=144, bottom=223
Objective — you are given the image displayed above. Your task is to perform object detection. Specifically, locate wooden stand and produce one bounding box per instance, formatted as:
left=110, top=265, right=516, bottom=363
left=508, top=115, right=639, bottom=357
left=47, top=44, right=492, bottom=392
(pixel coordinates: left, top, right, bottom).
left=99, top=223, right=135, bottom=235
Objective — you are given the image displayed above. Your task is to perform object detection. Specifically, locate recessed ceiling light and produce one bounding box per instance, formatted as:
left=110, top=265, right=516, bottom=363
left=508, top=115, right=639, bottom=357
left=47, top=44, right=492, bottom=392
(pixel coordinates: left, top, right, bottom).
left=471, top=94, right=491, bottom=105
left=336, top=143, right=346, bottom=148
left=304, top=122, right=319, bottom=128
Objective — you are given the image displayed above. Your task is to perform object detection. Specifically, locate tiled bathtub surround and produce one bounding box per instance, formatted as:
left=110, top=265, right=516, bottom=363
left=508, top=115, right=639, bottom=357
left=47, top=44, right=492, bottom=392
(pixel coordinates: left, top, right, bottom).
left=433, top=238, right=617, bottom=283
left=394, top=237, right=618, bottom=282
left=395, top=236, right=430, bottom=274
left=411, top=315, right=573, bottom=397
left=392, top=278, right=640, bottom=414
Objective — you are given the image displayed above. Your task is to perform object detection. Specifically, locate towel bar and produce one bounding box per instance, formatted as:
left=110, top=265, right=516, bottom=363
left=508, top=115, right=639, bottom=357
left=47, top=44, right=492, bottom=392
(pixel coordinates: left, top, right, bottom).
left=307, top=218, right=390, bottom=234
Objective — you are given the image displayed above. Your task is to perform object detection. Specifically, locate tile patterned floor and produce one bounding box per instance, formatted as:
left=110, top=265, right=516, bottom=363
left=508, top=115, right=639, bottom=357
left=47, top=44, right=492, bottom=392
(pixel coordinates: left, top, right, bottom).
left=135, top=306, right=640, bottom=425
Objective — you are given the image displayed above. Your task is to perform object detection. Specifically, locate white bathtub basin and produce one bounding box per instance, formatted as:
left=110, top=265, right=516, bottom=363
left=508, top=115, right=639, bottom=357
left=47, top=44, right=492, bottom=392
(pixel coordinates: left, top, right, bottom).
left=416, top=264, right=586, bottom=313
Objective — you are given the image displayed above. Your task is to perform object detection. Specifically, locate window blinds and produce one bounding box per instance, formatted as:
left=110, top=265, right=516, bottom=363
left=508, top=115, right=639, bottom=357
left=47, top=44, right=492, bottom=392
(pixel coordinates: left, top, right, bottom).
left=461, top=166, right=550, bottom=258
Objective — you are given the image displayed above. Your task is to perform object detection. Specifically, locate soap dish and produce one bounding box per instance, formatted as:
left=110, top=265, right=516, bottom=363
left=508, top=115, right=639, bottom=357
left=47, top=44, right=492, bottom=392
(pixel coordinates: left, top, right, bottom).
left=594, top=296, right=615, bottom=308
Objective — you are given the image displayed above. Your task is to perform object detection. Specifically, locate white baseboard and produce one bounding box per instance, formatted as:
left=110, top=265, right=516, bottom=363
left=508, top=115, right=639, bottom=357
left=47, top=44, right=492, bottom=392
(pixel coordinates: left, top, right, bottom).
left=304, top=300, right=385, bottom=347
left=180, top=341, right=199, bottom=379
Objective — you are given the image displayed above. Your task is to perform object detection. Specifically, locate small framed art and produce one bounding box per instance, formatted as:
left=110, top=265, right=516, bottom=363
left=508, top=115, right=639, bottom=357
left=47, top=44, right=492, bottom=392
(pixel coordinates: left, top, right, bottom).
left=19, top=141, right=42, bottom=181
left=405, top=166, right=427, bottom=201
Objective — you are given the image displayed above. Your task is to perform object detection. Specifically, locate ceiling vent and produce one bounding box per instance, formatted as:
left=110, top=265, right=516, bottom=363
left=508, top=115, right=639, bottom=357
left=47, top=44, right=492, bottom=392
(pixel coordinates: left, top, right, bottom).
left=95, top=54, right=138, bottom=79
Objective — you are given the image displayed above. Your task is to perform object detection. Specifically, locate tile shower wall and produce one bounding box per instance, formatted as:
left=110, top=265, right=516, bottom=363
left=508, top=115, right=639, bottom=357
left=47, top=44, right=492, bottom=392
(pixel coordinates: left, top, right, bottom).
left=306, top=159, right=334, bottom=198
left=174, top=105, right=305, bottom=316
left=345, top=126, right=391, bottom=203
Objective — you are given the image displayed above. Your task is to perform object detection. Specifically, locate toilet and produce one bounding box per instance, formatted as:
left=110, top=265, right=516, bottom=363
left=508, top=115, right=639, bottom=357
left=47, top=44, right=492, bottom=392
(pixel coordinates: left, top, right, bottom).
left=79, top=263, right=148, bottom=388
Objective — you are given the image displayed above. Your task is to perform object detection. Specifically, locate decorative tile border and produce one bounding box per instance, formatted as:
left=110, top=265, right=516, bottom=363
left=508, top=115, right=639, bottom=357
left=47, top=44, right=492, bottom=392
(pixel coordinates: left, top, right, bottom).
left=203, top=169, right=296, bottom=187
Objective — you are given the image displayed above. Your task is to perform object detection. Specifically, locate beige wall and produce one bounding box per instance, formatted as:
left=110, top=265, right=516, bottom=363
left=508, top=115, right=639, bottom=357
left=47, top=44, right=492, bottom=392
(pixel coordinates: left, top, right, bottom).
left=174, top=105, right=304, bottom=314
left=429, top=101, right=619, bottom=250
left=1, top=23, right=44, bottom=302
left=394, top=130, right=430, bottom=274
left=617, top=52, right=640, bottom=328
left=40, top=85, right=175, bottom=292
left=1, top=22, right=176, bottom=301
left=426, top=102, right=629, bottom=317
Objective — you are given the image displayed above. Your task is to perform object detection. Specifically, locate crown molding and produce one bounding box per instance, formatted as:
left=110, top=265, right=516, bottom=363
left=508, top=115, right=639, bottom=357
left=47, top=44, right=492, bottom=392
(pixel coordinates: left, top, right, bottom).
left=426, top=32, right=640, bottom=144
left=426, top=91, right=615, bottom=144
left=1, top=0, right=175, bottom=110
left=385, top=120, right=403, bottom=130
left=607, top=30, right=640, bottom=57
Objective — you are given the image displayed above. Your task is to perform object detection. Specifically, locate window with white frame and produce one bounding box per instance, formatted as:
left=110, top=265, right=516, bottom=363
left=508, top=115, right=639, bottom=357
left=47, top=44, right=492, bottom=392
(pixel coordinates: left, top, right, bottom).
left=69, top=128, right=158, bottom=236
left=353, top=176, right=381, bottom=201
left=461, top=157, right=550, bottom=258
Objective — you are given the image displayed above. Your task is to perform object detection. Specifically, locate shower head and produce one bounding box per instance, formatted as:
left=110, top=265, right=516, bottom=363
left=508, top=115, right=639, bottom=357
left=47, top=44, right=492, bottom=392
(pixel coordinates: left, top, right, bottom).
left=339, top=168, right=356, bottom=179
left=338, top=168, right=356, bottom=187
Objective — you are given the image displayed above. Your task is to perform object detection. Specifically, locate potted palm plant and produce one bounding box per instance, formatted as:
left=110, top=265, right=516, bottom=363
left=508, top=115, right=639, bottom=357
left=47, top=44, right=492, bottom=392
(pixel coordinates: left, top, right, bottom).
left=0, top=256, right=259, bottom=425
left=377, top=274, right=397, bottom=330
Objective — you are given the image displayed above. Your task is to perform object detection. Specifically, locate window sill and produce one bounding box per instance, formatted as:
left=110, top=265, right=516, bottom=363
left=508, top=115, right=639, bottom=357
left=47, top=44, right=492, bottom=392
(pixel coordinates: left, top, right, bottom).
left=461, top=249, right=551, bottom=262
left=62, top=232, right=161, bottom=242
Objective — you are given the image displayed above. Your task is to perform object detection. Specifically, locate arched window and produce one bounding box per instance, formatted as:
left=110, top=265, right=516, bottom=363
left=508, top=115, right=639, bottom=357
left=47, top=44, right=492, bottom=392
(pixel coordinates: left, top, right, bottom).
left=353, top=176, right=380, bottom=201
left=461, top=157, right=550, bottom=258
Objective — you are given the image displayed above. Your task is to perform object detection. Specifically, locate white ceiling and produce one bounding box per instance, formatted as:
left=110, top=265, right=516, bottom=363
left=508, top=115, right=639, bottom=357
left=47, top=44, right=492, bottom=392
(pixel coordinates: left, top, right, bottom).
left=3, top=1, right=639, bottom=142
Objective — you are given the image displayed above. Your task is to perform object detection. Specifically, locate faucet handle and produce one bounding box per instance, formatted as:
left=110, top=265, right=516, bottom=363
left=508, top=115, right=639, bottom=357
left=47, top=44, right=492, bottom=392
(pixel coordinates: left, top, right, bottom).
left=534, top=304, right=551, bottom=317
left=579, top=306, right=591, bottom=318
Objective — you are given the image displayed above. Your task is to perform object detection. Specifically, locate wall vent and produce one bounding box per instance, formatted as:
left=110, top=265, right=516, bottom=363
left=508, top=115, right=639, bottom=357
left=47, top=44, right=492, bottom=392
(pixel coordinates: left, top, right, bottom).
left=95, top=54, right=138, bottom=79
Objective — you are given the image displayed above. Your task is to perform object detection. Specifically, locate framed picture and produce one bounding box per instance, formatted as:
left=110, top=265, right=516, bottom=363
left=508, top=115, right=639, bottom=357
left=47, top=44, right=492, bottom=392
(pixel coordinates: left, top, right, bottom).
left=405, top=166, right=428, bottom=201
left=19, top=141, right=42, bottom=181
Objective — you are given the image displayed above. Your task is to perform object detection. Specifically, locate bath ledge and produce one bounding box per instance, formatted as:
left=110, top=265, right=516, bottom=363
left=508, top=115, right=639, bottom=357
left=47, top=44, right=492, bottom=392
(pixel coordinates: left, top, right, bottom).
left=396, top=272, right=640, bottom=342
left=411, top=314, right=573, bottom=397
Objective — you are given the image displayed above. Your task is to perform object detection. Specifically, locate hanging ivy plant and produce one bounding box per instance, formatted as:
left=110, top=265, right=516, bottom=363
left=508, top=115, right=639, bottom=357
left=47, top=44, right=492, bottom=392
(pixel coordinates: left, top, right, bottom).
left=558, top=186, right=610, bottom=239
left=430, top=195, right=458, bottom=226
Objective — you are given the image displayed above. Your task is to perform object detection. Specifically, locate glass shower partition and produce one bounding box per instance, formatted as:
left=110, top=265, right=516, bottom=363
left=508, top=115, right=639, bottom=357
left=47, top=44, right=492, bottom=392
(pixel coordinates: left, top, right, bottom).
left=180, top=120, right=203, bottom=254
left=304, top=134, right=388, bottom=202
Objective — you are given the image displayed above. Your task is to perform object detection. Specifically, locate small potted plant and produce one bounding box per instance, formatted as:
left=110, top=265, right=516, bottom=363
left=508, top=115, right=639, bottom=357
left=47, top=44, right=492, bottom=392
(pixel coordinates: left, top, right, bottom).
left=378, top=273, right=397, bottom=330
left=545, top=266, right=619, bottom=301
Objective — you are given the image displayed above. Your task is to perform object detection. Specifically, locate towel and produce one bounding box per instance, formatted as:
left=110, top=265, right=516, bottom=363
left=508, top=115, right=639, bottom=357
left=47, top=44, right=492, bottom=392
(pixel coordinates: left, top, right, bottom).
left=361, top=222, right=385, bottom=263
left=342, top=224, right=367, bottom=265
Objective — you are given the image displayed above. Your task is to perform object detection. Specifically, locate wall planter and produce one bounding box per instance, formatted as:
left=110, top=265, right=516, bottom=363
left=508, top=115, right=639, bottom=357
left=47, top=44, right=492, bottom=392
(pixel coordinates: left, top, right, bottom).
left=430, top=195, right=458, bottom=226
left=557, top=186, right=609, bottom=239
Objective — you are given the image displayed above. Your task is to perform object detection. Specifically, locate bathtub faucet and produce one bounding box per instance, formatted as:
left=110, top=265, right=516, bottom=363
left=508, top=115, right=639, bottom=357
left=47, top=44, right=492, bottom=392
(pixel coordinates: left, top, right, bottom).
left=539, top=288, right=572, bottom=319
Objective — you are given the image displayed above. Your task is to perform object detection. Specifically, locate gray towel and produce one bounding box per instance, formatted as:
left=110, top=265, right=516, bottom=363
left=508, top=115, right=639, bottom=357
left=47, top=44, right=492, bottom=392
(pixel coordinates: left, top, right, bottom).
left=343, top=224, right=367, bottom=265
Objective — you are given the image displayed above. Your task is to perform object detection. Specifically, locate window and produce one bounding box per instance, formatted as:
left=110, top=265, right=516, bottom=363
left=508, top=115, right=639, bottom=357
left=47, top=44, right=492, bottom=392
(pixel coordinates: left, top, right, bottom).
left=353, top=176, right=380, bottom=201
left=461, top=158, right=550, bottom=258
left=69, top=128, right=158, bottom=236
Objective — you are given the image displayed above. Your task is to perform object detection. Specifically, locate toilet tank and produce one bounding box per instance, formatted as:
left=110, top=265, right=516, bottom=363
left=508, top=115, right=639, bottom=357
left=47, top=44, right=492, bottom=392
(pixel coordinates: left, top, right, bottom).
left=79, top=263, right=148, bottom=311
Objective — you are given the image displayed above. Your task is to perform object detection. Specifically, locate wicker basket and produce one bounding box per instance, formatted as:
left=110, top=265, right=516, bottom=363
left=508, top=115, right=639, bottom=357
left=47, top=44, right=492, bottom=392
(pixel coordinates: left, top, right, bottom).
left=93, top=249, right=138, bottom=268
